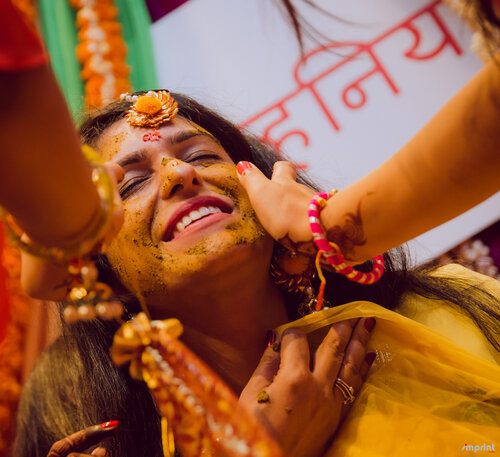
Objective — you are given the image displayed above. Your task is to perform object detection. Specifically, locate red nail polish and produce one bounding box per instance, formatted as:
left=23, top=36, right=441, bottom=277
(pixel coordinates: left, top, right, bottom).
left=266, top=330, right=277, bottom=347
left=365, top=352, right=376, bottom=365
left=236, top=161, right=253, bottom=175
left=99, top=420, right=119, bottom=429
left=364, top=317, right=376, bottom=332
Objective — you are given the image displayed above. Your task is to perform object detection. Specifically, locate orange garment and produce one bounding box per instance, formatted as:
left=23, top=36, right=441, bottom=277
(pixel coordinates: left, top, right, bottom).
left=0, top=0, right=48, bottom=70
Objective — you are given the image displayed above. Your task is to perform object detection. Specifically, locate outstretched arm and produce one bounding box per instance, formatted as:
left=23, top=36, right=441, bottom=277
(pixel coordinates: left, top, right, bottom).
left=237, top=56, right=500, bottom=263
left=0, top=0, right=101, bottom=248
left=0, top=0, right=108, bottom=299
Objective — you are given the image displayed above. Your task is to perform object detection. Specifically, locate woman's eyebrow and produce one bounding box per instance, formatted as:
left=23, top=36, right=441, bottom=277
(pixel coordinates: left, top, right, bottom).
left=169, top=129, right=216, bottom=145
left=117, top=149, right=148, bottom=168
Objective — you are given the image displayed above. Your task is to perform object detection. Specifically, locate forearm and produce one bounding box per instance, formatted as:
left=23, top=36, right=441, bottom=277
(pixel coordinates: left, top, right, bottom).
left=0, top=65, right=100, bottom=248
left=321, top=57, right=500, bottom=262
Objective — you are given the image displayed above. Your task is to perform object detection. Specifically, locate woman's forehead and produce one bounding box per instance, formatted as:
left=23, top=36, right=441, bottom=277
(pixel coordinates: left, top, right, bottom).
left=96, top=117, right=214, bottom=162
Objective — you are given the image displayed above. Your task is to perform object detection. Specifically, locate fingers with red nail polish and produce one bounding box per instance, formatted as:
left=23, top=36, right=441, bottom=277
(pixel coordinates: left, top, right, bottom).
left=236, top=161, right=254, bottom=175
left=364, top=317, right=376, bottom=332
left=47, top=421, right=118, bottom=457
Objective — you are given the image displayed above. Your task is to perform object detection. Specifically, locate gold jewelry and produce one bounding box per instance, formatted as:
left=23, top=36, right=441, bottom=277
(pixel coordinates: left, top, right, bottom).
left=124, top=90, right=178, bottom=128
left=0, top=145, right=114, bottom=263
left=270, top=244, right=331, bottom=315
left=270, top=246, right=316, bottom=295
left=63, top=258, right=123, bottom=323
left=334, top=377, right=356, bottom=405
left=0, top=144, right=122, bottom=323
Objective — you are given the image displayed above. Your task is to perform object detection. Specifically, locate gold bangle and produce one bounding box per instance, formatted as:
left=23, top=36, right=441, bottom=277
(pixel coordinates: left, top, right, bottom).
left=0, top=145, right=114, bottom=263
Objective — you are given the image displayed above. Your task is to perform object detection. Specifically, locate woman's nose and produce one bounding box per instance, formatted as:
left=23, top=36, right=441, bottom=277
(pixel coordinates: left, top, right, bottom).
left=160, top=159, right=203, bottom=199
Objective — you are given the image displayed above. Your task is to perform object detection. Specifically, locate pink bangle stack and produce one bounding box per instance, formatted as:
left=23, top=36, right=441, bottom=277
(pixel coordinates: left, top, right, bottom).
left=309, top=191, right=385, bottom=285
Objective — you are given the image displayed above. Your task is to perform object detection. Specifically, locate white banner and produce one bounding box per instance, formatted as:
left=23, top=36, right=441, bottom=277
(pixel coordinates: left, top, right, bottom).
left=152, top=0, right=500, bottom=262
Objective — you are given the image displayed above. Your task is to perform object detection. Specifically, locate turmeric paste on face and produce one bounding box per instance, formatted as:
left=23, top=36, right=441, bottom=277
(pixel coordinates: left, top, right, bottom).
left=105, top=160, right=265, bottom=304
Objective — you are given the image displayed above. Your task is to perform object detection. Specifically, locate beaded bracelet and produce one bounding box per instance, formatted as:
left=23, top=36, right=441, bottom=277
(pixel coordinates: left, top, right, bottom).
left=0, top=145, right=114, bottom=263
left=308, top=191, right=385, bottom=285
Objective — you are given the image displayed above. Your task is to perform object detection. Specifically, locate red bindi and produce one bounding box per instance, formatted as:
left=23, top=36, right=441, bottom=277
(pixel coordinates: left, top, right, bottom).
left=142, top=130, right=162, bottom=142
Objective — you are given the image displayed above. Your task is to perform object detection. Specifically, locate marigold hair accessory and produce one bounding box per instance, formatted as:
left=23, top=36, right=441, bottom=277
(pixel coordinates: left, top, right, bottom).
left=124, top=90, right=179, bottom=129
left=334, top=377, right=355, bottom=405
left=309, top=191, right=385, bottom=288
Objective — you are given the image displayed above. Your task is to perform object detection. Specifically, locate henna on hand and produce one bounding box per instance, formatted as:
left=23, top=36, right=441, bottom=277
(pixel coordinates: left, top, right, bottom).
left=325, top=204, right=366, bottom=260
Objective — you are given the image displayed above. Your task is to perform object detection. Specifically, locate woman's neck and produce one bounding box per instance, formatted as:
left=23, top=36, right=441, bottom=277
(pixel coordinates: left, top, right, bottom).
left=175, top=276, right=288, bottom=393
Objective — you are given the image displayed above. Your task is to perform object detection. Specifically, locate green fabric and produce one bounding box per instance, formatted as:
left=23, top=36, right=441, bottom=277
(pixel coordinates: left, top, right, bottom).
left=38, top=0, right=84, bottom=118
left=37, top=0, right=158, bottom=119
left=115, top=0, right=158, bottom=91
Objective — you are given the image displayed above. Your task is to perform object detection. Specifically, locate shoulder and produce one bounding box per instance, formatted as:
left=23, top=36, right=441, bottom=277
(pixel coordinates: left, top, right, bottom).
left=394, top=264, right=500, bottom=365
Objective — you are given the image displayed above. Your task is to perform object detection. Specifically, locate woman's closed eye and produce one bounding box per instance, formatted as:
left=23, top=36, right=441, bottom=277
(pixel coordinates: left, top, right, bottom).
left=185, top=152, right=223, bottom=163
left=119, top=175, right=150, bottom=199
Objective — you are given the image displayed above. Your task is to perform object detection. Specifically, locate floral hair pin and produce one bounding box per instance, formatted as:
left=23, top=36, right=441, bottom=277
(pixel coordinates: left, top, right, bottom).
left=122, top=90, right=178, bottom=128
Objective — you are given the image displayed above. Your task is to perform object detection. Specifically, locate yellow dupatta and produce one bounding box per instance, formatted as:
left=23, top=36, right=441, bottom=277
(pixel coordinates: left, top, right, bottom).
left=275, top=266, right=500, bottom=456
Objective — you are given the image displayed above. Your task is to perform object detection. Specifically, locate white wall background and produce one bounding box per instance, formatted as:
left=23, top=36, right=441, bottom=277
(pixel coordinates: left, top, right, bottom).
left=151, top=0, right=500, bottom=262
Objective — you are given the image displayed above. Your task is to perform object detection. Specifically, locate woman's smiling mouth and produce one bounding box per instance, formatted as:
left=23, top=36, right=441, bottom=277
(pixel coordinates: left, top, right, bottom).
left=162, top=196, right=233, bottom=242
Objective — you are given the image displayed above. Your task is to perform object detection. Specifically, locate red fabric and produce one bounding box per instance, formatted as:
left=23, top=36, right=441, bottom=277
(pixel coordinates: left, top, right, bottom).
left=0, top=223, right=10, bottom=344
left=0, top=0, right=48, bottom=70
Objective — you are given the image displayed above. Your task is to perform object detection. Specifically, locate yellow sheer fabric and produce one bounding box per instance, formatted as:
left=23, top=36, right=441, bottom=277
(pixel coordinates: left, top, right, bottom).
left=275, top=266, right=500, bottom=456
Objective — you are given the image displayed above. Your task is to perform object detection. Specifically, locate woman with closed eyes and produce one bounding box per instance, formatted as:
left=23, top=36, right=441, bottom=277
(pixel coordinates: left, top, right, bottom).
left=1, top=1, right=499, bottom=456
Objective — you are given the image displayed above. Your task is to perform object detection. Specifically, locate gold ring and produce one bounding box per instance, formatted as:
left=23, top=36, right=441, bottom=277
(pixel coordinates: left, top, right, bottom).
left=334, top=377, right=355, bottom=405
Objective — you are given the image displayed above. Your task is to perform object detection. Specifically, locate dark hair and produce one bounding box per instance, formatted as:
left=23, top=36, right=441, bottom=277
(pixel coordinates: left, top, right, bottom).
left=14, top=92, right=500, bottom=457
left=276, top=0, right=500, bottom=57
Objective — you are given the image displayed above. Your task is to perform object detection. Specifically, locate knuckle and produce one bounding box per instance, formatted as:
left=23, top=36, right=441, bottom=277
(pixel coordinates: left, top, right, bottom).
left=344, top=358, right=360, bottom=378
left=282, top=327, right=305, bottom=341
left=331, top=321, right=353, bottom=340
left=47, top=440, right=69, bottom=457
left=285, top=368, right=310, bottom=388
left=356, top=329, right=371, bottom=347
left=329, top=338, right=346, bottom=360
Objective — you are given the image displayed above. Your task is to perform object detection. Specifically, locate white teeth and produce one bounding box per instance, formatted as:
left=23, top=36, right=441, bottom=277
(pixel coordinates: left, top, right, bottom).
left=172, top=206, right=224, bottom=238
left=189, top=210, right=202, bottom=221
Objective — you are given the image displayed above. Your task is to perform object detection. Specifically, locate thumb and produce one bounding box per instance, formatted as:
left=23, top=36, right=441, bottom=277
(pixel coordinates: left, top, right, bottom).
left=240, top=344, right=281, bottom=398
left=236, top=161, right=270, bottom=199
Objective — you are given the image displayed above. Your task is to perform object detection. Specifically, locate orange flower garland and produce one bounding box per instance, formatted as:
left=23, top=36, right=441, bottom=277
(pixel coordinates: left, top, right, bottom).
left=70, top=0, right=131, bottom=108
left=0, top=225, right=32, bottom=456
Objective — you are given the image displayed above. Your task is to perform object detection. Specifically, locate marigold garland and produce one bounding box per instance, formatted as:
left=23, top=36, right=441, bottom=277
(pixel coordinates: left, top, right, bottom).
left=70, top=0, right=132, bottom=108
left=0, top=226, right=32, bottom=456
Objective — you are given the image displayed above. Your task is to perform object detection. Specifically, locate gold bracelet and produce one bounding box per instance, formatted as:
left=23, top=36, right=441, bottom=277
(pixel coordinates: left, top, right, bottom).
left=0, top=145, right=114, bottom=263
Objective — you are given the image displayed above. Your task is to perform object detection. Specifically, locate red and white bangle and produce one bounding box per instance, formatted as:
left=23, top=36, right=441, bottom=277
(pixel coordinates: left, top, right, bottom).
left=308, top=191, right=385, bottom=285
